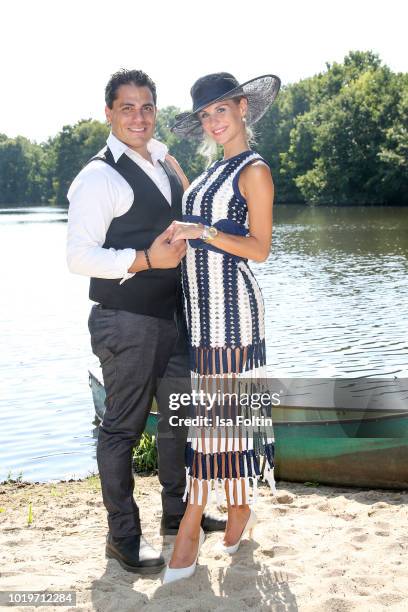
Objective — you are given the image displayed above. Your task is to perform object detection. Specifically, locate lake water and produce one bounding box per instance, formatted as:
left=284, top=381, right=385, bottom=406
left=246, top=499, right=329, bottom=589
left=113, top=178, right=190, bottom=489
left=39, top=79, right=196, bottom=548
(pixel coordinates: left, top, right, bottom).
left=1, top=205, right=407, bottom=483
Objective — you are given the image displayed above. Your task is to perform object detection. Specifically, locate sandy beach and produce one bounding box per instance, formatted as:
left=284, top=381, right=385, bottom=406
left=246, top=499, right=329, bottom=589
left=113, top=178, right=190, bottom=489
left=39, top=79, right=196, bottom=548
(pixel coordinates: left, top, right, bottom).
left=0, top=475, right=407, bottom=611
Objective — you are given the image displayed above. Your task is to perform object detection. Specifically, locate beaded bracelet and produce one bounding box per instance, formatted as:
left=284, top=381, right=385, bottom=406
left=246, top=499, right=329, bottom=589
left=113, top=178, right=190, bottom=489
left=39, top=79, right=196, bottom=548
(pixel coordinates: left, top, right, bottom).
left=143, top=249, right=152, bottom=270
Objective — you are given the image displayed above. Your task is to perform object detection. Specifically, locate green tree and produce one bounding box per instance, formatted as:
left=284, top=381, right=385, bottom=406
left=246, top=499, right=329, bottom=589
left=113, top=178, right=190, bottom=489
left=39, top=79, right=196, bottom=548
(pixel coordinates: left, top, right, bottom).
left=155, top=106, right=206, bottom=180
left=0, top=136, right=51, bottom=205
left=1, top=51, right=407, bottom=207
left=279, top=51, right=407, bottom=204
left=257, top=79, right=316, bottom=202
left=54, top=119, right=109, bottom=204
left=378, top=74, right=408, bottom=203
left=0, top=136, right=30, bottom=204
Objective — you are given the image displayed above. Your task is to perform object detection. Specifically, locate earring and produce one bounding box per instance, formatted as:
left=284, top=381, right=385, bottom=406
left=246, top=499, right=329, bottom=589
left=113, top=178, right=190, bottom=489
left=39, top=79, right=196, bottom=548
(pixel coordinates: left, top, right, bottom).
left=242, top=116, right=247, bottom=123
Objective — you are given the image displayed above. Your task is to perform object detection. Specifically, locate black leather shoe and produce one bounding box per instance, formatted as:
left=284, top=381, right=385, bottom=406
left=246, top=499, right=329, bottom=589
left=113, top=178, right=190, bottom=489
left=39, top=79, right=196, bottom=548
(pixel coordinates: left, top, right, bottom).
left=201, top=512, right=227, bottom=533
left=160, top=512, right=227, bottom=536
left=105, top=533, right=165, bottom=574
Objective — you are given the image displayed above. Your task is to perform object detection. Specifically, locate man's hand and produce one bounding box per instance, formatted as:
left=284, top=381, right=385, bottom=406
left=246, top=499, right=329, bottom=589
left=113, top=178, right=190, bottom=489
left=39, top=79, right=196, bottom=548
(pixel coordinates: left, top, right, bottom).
left=148, top=226, right=186, bottom=269
left=127, top=226, right=186, bottom=273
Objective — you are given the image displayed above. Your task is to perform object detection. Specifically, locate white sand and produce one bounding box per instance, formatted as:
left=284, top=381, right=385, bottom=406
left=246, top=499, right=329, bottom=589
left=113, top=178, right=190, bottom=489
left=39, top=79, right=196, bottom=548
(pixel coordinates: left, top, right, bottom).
left=1, top=476, right=407, bottom=611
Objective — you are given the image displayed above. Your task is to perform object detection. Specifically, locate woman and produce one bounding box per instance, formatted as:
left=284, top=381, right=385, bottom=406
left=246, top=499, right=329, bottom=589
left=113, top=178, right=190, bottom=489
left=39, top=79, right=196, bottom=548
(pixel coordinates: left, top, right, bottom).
left=163, top=72, right=281, bottom=584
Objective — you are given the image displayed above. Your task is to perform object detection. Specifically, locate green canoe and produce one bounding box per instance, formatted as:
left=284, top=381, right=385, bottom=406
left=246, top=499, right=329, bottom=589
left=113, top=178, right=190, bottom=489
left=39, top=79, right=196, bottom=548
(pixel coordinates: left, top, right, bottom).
left=89, top=371, right=408, bottom=490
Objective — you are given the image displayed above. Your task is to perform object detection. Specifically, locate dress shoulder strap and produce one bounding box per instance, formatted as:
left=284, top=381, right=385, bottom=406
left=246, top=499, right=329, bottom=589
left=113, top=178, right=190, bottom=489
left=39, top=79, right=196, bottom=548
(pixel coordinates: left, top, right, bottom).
left=232, top=152, right=271, bottom=204
left=239, top=151, right=270, bottom=170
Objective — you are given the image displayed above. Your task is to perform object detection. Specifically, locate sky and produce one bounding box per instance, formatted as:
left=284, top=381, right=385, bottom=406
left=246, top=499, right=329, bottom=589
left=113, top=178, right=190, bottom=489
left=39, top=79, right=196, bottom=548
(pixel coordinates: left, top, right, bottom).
left=2, top=0, right=407, bottom=143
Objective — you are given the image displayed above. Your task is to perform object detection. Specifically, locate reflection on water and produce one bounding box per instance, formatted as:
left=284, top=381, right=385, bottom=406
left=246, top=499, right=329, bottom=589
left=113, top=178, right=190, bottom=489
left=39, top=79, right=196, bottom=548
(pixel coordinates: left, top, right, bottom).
left=260, top=205, right=408, bottom=379
left=1, top=205, right=407, bottom=482
left=0, top=206, right=67, bottom=224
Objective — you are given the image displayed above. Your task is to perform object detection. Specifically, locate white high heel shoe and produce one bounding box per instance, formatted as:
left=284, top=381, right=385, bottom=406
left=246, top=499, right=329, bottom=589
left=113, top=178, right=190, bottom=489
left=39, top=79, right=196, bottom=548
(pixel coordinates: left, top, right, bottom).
left=219, top=509, right=257, bottom=554
left=163, top=527, right=205, bottom=584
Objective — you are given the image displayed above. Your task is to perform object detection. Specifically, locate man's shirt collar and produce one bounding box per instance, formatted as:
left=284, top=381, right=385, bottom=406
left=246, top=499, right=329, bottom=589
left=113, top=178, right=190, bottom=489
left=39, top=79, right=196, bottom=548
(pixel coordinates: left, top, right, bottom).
left=107, top=132, right=168, bottom=164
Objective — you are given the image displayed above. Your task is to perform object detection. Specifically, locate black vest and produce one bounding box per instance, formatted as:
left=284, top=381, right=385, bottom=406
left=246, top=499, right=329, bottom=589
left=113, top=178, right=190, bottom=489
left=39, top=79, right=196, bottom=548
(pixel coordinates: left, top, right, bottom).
left=88, top=147, right=184, bottom=320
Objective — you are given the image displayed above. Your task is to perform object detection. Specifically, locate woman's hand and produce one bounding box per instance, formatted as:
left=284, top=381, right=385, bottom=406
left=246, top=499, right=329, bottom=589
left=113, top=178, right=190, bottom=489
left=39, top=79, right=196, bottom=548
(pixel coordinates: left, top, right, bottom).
left=170, top=221, right=205, bottom=243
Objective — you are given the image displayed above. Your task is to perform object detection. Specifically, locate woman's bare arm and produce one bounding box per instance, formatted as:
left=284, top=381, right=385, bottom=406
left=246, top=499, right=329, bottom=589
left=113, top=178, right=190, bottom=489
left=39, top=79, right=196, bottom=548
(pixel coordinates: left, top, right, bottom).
left=165, top=154, right=190, bottom=192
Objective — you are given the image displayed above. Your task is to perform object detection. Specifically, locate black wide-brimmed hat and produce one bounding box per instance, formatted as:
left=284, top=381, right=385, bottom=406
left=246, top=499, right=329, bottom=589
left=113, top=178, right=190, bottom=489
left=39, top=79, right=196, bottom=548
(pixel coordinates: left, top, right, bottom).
left=171, top=72, right=281, bottom=139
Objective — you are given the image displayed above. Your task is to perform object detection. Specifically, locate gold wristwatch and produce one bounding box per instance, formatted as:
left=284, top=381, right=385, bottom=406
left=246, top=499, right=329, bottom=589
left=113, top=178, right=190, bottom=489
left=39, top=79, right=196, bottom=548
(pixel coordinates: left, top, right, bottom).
left=201, top=225, right=218, bottom=242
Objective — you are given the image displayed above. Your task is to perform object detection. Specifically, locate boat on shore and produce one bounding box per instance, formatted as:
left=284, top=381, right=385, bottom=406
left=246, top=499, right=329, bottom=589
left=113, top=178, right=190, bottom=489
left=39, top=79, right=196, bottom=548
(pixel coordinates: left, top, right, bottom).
left=89, top=371, right=408, bottom=490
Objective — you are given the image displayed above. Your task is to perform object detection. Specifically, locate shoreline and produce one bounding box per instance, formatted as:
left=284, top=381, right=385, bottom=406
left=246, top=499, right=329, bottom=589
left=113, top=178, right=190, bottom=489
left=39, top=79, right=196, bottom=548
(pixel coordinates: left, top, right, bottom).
left=1, top=476, right=407, bottom=611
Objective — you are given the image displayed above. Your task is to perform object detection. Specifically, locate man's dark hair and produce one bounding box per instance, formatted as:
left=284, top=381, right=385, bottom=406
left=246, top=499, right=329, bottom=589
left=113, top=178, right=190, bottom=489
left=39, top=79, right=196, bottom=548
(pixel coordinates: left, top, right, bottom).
left=105, top=69, right=157, bottom=108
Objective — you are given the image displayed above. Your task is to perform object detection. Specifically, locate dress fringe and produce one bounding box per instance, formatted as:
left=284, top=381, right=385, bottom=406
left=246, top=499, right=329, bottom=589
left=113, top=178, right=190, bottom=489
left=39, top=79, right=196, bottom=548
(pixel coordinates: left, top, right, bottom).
left=182, top=441, right=277, bottom=506
left=189, top=340, right=267, bottom=376
left=185, top=441, right=274, bottom=480
left=182, top=472, right=276, bottom=507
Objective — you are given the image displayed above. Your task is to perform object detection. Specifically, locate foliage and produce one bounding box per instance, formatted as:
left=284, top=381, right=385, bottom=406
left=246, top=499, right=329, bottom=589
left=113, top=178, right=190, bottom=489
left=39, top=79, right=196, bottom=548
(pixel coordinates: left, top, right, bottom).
left=0, top=51, right=407, bottom=206
left=2, top=470, right=23, bottom=484
left=155, top=106, right=206, bottom=180
left=286, top=60, right=405, bottom=204
left=259, top=50, right=408, bottom=205
left=132, top=433, right=158, bottom=473
left=377, top=77, right=408, bottom=203
left=256, top=78, right=316, bottom=202
left=53, top=119, right=109, bottom=204
left=85, top=473, right=101, bottom=491
left=27, top=502, right=33, bottom=526
left=0, top=136, right=51, bottom=205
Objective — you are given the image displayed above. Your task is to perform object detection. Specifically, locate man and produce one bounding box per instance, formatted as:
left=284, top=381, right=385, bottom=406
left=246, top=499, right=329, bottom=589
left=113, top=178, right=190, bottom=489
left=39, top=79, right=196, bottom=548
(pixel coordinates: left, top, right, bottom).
left=67, top=69, right=225, bottom=575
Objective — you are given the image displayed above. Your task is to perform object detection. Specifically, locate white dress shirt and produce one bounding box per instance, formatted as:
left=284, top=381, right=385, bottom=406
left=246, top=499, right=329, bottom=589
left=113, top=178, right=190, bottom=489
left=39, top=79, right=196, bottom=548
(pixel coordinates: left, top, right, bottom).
left=66, top=132, right=171, bottom=282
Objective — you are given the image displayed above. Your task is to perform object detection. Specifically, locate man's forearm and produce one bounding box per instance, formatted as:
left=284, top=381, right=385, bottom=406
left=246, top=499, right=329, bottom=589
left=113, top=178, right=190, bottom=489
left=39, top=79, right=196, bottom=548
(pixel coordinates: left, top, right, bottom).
left=66, top=242, right=137, bottom=279
left=128, top=250, right=149, bottom=273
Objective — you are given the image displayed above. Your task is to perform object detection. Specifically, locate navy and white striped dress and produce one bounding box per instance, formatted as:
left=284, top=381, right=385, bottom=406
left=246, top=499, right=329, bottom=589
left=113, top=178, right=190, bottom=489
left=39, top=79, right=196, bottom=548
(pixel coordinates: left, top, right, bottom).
left=181, top=150, right=276, bottom=506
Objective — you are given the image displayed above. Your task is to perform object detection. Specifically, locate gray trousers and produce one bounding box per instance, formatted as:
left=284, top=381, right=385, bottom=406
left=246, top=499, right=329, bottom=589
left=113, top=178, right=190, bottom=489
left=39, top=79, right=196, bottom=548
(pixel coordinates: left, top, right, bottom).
left=88, top=305, right=190, bottom=537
